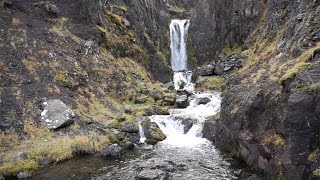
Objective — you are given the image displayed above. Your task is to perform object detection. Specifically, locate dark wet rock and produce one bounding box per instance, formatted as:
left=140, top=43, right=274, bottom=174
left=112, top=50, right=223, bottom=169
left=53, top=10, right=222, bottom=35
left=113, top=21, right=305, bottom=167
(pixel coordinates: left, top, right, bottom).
left=101, top=144, right=122, bottom=159
left=134, top=94, right=149, bottom=104
left=162, top=93, right=176, bottom=106
left=117, top=114, right=126, bottom=122
left=150, top=90, right=164, bottom=101
left=176, top=89, right=191, bottom=97
left=151, top=106, right=170, bottom=115
left=202, top=116, right=218, bottom=142
left=41, top=99, right=75, bottom=130
left=135, top=169, right=169, bottom=180
left=141, top=119, right=166, bottom=145
left=17, top=172, right=32, bottom=179
left=197, top=97, right=211, bottom=105
left=125, top=133, right=140, bottom=144
left=164, top=82, right=175, bottom=90
left=40, top=157, right=53, bottom=167
left=195, top=64, right=215, bottom=76
left=172, top=115, right=195, bottom=134
left=43, top=2, right=60, bottom=17
left=175, top=95, right=189, bottom=108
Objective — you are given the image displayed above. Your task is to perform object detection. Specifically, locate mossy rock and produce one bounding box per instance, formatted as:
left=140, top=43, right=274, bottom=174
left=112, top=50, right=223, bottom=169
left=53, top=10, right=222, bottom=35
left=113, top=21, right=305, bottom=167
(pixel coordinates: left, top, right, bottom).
left=141, top=119, right=166, bottom=145
left=197, top=76, right=226, bottom=91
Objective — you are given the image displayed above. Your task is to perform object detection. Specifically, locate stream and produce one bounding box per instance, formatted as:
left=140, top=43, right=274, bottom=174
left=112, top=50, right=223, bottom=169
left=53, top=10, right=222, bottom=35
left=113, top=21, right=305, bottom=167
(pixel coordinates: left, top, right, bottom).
left=31, top=92, right=246, bottom=180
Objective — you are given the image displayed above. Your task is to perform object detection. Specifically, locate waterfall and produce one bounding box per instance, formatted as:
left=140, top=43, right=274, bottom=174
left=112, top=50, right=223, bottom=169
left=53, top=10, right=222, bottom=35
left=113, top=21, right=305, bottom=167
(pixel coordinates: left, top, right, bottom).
left=149, top=93, right=222, bottom=147
left=170, top=19, right=190, bottom=72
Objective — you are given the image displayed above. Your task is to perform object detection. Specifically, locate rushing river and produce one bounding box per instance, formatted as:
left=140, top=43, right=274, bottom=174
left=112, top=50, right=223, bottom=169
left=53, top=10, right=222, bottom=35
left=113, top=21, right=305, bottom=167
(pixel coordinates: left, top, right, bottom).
left=32, top=92, right=246, bottom=180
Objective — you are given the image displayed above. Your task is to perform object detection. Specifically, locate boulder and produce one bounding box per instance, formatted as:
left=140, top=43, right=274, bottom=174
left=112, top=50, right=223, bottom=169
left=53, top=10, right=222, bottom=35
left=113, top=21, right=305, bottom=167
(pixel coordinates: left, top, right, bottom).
left=150, top=90, right=164, bottom=101
left=121, top=120, right=139, bottom=133
left=141, top=119, right=166, bottom=145
left=195, top=64, right=215, bottom=76
left=41, top=99, right=75, bottom=129
left=17, top=172, right=32, bottom=179
left=135, top=169, right=169, bottom=180
left=162, top=93, right=176, bottom=106
left=202, top=116, right=218, bottom=142
left=151, top=106, right=170, bottom=115
left=134, top=94, right=149, bottom=104
left=101, top=144, right=122, bottom=159
left=163, top=82, right=175, bottom=90
left=175, top=95, right=189, bottom=108
left=197, top=97, right=211, bottom=105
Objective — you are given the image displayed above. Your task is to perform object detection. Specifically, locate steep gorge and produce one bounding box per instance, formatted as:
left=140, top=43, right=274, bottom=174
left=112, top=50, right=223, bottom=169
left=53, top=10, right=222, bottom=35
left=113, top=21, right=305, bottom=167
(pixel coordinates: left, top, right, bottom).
left=0, top=0, right=320, bottom=179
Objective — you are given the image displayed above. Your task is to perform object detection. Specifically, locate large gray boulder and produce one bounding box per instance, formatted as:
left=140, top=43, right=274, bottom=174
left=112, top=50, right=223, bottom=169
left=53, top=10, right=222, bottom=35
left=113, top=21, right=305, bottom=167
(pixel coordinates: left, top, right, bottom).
left=175, top=95, right=189, bottom=108
left=101, top=144, right=122, bottom=159
left=41, top=99, right=75, bottom=129
left=141, top=119, right=167, bottom=145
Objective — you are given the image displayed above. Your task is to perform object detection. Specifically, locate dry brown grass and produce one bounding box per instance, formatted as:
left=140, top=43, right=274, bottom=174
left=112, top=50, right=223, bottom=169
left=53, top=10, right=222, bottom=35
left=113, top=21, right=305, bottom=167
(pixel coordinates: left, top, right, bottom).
left=263, top=134, right=286, bottom=148
left=11, top=18, right=22, bottom=27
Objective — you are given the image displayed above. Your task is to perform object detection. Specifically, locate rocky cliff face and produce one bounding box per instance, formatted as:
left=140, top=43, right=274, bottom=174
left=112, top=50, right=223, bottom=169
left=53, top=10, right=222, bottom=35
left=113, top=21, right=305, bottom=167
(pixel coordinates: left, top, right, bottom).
left=188, top=0, right=262, bottom=68
left=215, top=0, right=320, bottom=179
left=0, top=0, right=177, bottom=133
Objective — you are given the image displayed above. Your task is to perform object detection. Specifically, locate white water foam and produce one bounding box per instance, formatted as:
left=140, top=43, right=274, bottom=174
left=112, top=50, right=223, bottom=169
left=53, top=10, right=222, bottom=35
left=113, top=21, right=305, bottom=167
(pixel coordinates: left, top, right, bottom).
left=170, top=19, right=190, bottom=71
left=149, top=92, right=221, bottom=148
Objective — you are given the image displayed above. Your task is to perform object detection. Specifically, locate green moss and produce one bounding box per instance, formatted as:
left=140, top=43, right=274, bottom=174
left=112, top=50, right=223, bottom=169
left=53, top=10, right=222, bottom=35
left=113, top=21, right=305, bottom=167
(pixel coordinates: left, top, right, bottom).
left=114, top=5, right=128, bottom=12
left=316, top=5, right=320, bottom=14
left=223, top=44, right=242, bottom=56
left=187, top=37, right=198, bottom=69
left=279, top=62, right=310, bottom=85
left=197, top=76, right=226, bottom=91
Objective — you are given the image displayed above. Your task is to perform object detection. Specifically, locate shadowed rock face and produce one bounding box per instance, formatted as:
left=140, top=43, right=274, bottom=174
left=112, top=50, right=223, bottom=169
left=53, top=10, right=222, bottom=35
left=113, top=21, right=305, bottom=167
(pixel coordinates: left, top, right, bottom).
left=189, top=0, right=262, bottom=67
left=214, top=0, right=320, bottom=178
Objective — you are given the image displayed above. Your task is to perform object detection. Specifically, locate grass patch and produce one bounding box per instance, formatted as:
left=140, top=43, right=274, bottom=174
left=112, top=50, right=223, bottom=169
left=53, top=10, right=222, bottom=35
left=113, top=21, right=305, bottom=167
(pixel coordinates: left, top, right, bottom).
left=0, top=60, right=5, bottom=72
left=314, top=168, right=320, bottom=177
left=263, top=134, right=286, bottom=148
left=75, top=88, right=118, bottom=124
left=279, top=62, right=310, bottom=85
left=22, top=58, right=42, bottom=75
left=299, top=83, right=320, bottom=93
left=0, top=133, right=20, bottom=153
left=106, top=11, right=123, bottom=25
left=114, top=5, right=128, bottom=12
left=54, top=70, right=69, bottom=87
left=0, top=134, right=109, bottom=176
left=308, top=150, right=319, bottom=162
left=223, top=44, right=242, bottom=56
left=197, top=76, right=226, bottom=91
left=11, top=18, right=22, bottom=27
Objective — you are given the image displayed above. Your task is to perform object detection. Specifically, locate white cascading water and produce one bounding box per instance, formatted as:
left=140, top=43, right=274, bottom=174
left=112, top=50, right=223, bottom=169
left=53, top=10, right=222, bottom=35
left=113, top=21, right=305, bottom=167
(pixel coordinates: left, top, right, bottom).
left=170, top=19, right=190, bottom=72
left=150, top=93, right=221, bottom=148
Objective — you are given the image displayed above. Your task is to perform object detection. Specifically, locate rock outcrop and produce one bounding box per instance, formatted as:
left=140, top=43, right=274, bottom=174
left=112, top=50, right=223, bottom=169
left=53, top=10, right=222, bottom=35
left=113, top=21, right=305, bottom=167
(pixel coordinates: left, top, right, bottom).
left=214, top=0, right=320, bottom=179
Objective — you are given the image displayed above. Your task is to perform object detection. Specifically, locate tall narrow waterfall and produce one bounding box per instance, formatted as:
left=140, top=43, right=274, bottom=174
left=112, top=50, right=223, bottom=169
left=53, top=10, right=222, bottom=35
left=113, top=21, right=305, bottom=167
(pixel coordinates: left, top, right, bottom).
left=170, top=19, right=190, bottom=72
